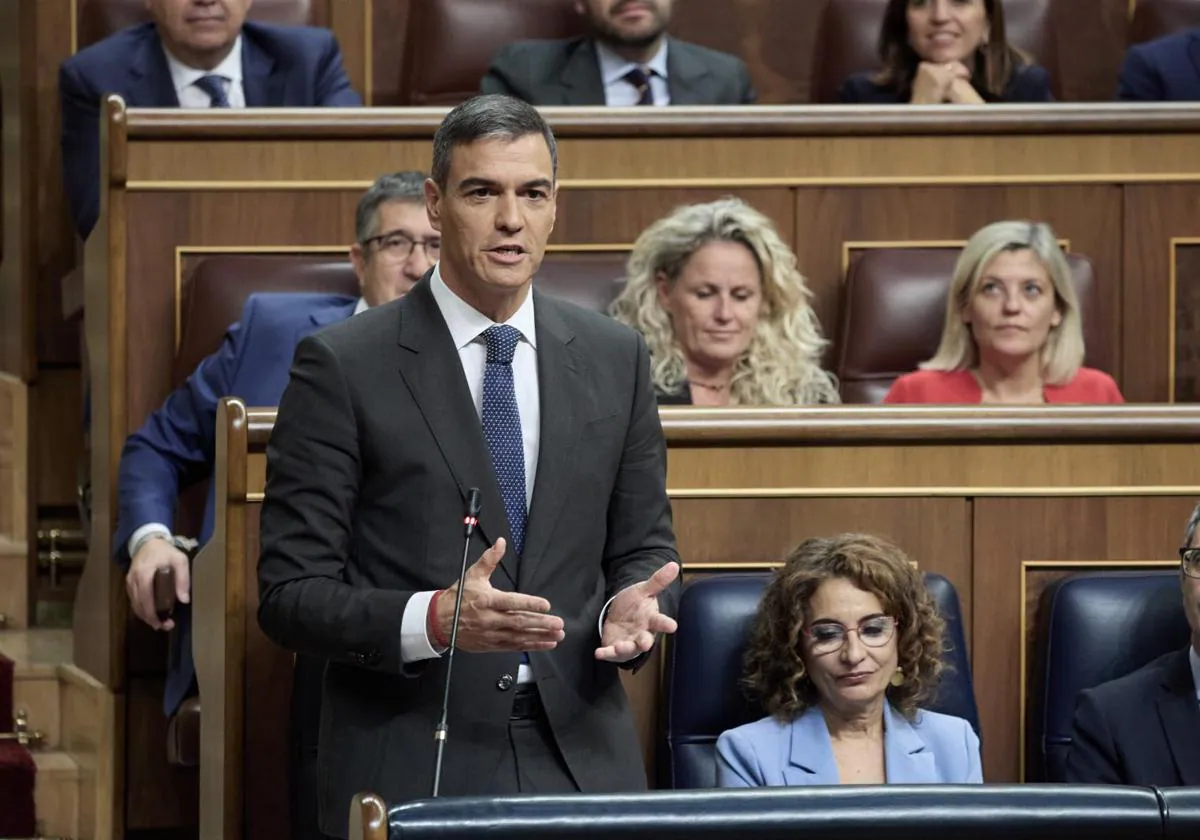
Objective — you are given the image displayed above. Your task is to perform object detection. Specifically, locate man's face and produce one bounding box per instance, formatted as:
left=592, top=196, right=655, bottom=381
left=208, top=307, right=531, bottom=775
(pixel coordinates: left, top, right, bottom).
left=575, top=0, right=673, bottom=51
left=146, top=0, right=250, bottom=64
left=424, top=134, right=557, bottom=311
left=1183, top=532, right=1200, bottom=650
left=350, top=200, right=439, bottom=308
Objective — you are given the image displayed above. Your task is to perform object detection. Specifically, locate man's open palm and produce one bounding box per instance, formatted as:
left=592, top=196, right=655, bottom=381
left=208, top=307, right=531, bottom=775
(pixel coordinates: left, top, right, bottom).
left=595, top=562, right=679, bottom=663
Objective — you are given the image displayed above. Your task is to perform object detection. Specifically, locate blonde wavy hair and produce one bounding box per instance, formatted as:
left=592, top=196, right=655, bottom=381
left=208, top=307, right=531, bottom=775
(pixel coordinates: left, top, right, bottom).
left=610, top=198, right=839, bottom=405
left=742, top=533, right=946, bottom=723
left=922, top=220, right=1085, bottom=385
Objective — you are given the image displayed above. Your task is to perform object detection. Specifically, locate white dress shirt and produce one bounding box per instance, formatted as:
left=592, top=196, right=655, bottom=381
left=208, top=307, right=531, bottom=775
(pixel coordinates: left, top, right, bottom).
left=400, top=266, right=540, bottom=666
left=162, top=36, right=247, bottom=108
left=596, top=40, right=670, bottom=106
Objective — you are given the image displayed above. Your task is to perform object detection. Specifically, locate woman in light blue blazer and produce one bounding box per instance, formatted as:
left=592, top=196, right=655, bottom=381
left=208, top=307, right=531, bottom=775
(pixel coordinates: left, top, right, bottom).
left=717, top=533, right=982, bottom=787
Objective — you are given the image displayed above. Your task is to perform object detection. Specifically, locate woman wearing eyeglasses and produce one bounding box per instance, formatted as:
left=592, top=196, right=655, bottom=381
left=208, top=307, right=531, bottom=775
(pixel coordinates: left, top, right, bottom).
left=716, top=533, right=982, bottom=786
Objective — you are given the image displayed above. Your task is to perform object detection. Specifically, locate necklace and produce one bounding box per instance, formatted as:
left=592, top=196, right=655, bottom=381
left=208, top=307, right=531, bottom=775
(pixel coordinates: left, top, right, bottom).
left=690, top=379, right=731, bottom=392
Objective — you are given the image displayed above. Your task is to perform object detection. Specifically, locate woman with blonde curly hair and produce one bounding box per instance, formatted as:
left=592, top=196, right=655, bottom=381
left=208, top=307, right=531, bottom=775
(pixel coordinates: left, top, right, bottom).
left=610, top=197, right=839, bottom=406
left=717, top=534, right=981, bottom=787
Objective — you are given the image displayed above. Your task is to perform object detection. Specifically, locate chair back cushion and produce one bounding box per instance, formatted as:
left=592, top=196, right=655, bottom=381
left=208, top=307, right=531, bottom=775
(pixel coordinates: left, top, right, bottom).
left=401, top=0, right=584, bottom=105
left=811, top=0, right=1060, bottom=103
left=535, top=253, right=627, bottom=312
left=663, top=571, right=978, bottom=790
left=835, top=248, right=1105, bottom=404
left=1030, top=570, right=1191, bottom=782
left=1128, top=0, right=1200, bottom=45
left=77, top=0, right=316, bottom=49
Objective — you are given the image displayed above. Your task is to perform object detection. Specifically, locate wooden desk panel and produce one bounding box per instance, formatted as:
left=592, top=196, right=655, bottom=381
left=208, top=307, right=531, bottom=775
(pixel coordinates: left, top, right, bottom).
left=193, top=405, right=1200, bottom=840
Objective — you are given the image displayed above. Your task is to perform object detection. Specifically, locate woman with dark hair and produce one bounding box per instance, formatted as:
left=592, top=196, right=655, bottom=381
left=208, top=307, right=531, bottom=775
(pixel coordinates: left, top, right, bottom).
left=840, top=0, right=1053, bottom=104
left=716, top=534, right=982, bottom=787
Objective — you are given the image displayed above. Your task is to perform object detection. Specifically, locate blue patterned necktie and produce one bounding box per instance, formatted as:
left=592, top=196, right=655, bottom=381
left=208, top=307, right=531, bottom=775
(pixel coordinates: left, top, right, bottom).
left=194, top=74, right=231, bottom=107
left=624, top=67, right=655, bottom=106
left=481, top=325, right=527, bottom=557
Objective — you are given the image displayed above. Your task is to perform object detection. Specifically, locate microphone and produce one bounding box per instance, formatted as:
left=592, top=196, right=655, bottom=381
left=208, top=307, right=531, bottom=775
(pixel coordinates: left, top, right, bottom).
left=431, top=487, right=482, bottom=797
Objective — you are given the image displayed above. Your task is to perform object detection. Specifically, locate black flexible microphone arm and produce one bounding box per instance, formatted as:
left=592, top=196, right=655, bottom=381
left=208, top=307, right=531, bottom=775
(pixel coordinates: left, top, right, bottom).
left=431, top=487, right=482, bottom=797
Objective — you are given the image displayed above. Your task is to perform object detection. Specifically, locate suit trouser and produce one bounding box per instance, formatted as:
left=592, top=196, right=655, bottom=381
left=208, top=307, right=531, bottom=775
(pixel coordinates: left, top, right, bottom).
left=291, top=654, right=325, bottom=840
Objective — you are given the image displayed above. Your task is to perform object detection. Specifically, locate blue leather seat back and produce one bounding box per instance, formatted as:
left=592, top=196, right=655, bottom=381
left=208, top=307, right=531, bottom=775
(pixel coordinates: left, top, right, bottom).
left=1032, top=570, right=1190, bottom=782
left=663, top=572, right=978, bottom=790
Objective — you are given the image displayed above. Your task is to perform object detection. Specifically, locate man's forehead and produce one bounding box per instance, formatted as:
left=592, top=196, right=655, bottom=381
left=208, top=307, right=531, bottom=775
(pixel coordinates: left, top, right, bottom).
left=449, top=136, right=552, bottom=174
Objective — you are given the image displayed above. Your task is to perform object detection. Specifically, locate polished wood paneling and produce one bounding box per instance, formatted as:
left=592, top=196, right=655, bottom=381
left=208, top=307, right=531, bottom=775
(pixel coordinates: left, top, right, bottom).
left=32, top=368, right=83, bottom=509
left=1174, top=244, right=1200, bottom=403
left=972, top=496, right=1197, bottom=782
left=0, top=374, right=28, bottom=542
left=125, top=677, right=198, bottom=829
left=1124, top=185, right=1200, bottom=402
left=798, top=185, right=1123, bottom=371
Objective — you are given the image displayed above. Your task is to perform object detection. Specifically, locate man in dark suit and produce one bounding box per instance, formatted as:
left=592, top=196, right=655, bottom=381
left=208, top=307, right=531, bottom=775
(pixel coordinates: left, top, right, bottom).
left=1117, top=28, right=1200, bottom=101
left=1064, top=503, right=1200, bottom=786
left=115, top=170, right=436, bottom=839
left=60, top=0, right=361, bottom=239
left=481, top=0, right=754, bottom=106
left=257, top=94, right=681, bottom=837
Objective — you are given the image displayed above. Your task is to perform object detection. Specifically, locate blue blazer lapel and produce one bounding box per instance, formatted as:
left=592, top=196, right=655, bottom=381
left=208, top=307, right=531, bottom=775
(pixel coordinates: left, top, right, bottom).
left=295, top=299, right=357, bottom=343
left=242, top=33, right=284, bottom=106
left=1188, top=34, right=1200, bottom=97
left=130, top=27, right=181, bottom=106
left=785, top=707, right=839, bottom=785
left=884, top=703, right=939, bottom=783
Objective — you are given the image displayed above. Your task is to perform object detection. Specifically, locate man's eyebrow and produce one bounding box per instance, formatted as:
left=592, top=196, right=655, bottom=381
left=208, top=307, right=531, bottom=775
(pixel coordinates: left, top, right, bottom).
left=456, top=177, right=500, bottom=192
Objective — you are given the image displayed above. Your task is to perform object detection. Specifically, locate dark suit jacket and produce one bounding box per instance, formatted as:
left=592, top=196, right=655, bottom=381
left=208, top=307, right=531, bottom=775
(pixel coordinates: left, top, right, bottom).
left=481, top=36, right=755, bottom=105
left=115, top=292, right=356, bottom=714
left=1118, top=29, right=1200, bottom=101
left=839, top=64, right=1054, bottom=103
left=1064, top=646, right=1200, bottom=786
left=60, top=21, right=361, bottom=238
left=257, top=276, right=681, bottom=837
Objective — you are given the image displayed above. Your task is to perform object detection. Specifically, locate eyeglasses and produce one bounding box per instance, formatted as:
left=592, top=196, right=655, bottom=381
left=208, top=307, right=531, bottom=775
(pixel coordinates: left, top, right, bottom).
left=1178, top=547, right=1200, bottom=579
left=361, top=230, right=440, bottom=261
left=803, top=616, right=897, bottom=656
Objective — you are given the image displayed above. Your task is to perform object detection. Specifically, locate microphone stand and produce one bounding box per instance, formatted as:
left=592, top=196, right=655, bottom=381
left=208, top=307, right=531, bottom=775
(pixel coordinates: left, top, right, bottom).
left=431, top=487, right=481, bottom=798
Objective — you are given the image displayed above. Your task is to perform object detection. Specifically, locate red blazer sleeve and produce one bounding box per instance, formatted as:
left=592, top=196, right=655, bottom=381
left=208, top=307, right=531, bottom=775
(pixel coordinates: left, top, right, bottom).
left=882, top=376, right=914, bottom=404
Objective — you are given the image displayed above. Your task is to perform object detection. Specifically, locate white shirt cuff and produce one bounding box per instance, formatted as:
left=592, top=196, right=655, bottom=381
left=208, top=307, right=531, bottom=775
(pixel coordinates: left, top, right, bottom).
left=128, top=523, right=172, bottom=559
left=401, top=590, right=445, bottom=663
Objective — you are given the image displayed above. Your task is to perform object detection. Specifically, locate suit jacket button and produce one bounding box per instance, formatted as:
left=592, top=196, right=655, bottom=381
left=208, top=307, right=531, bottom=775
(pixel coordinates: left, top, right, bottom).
left=496, top=674, right=514, bottom=691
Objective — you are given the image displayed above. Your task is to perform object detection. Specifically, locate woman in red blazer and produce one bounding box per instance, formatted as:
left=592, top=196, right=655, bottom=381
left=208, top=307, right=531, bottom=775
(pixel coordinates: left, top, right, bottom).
left=884, top=221, right=1123, bottom=405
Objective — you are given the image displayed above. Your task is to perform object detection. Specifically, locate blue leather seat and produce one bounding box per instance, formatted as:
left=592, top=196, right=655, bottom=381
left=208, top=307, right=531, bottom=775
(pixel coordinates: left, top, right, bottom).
left=662, top=572, right=979, bottom=790
left=1160, top=787, right=1200, bottom=839
left=1029, top=570, right=1190, bottom=782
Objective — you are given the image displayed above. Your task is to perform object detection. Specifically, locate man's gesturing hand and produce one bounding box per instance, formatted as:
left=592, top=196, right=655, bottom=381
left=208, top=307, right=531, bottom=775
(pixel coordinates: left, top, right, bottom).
left=595, top=562, right=680, bottom=663
left=434, top=538, right=565, bottom=653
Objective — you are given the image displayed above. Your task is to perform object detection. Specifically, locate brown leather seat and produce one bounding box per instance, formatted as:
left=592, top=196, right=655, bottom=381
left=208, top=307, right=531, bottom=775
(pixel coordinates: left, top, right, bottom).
left=811, top=0, right=1061, bottom=103
left=535, top=253, right=627, bottom=313
left=400, top=0, right=586, bottom=105
left=1128, top=0, right=1200, bottom=45
left=76, top=0, right=317, bottom=49
left=835, top=247, right=1107, bottom=404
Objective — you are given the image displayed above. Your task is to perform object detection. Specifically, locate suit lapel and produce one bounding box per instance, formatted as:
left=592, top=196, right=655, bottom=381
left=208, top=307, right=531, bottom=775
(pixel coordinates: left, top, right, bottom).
left=559, top=39, right=607, bottom=105
left=884, top=703, right=939, bottom=784
left=131, top=27, right=181, bottom=107
left=242, top=33, right=284, bottom=106
left=294, top=299, right=357, bottom=345
left=785, top=706, right=839, bottom=785
left=1157, top=647, right=1200, bottom=785
left=665, top=39, right=714, bottom=106
left=518, top=295, right=585, bottom=589
left=395, top=280, right=516, bottom=585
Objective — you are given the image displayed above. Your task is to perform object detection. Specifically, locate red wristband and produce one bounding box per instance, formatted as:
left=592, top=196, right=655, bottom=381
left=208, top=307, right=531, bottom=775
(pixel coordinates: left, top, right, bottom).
left=427, top=590, right=451, bottom=650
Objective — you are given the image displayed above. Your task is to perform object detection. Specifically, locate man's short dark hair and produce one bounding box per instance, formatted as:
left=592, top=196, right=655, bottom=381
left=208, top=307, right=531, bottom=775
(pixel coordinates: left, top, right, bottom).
left=431, top=94, right=558, bottom=189
left=355, top=171, right=427, bottom=244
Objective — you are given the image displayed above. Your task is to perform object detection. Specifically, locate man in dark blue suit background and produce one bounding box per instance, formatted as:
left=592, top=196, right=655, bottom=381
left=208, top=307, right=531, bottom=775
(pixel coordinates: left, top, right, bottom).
left=60, top=0, right=362, bottom=239
left=114, top=170, right=437, bottom=838
left=1117, top=28, right=1200, bottom=101
left=1065, top=501, right=1200, bottom=786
